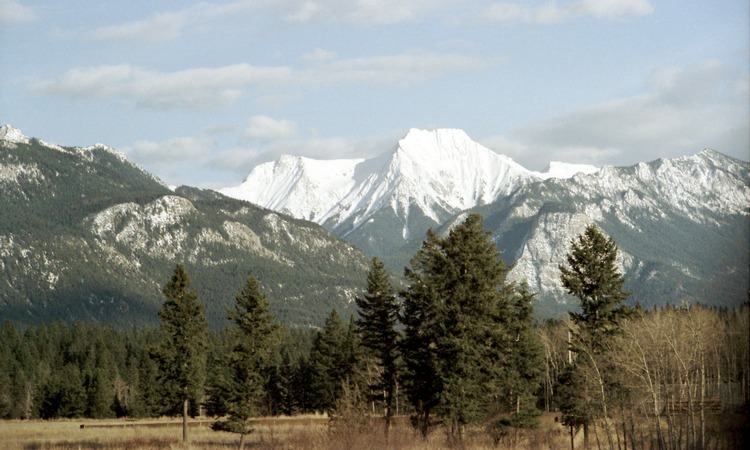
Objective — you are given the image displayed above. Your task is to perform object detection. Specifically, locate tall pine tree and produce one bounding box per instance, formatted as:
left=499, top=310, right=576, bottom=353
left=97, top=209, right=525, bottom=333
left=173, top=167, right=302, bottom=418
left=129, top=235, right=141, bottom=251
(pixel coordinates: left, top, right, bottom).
left=400, top=229, right=444, bottom=437
left=560, top=224, right=631, bottom=346
left=155, top=263, right=209, bottom=444
left=309, top=309, right=347, bottom=412
left=558, top=224, right=631, bottom=448
left=212, top=275, right=279, bottom=450
left=355, top=257, right=400, bottom=434
left=400, top=214, right=542, bottom=441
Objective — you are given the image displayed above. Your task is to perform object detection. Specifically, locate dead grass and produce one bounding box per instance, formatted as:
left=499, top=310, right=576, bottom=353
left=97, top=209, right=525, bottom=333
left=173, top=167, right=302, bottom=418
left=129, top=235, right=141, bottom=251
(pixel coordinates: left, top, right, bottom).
left=0, top=413, right=573, bottom=450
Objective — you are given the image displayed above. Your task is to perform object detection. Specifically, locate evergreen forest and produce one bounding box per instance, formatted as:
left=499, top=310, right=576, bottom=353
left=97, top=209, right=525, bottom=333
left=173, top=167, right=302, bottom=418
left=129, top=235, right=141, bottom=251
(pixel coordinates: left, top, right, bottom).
left=0, top=215, right=747, bottom=449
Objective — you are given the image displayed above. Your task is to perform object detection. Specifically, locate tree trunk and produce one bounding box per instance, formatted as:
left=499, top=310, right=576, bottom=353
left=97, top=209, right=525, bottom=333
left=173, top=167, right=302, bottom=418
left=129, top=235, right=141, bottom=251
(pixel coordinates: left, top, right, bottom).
left=583, top=422, right=589, bottom=449
left=183, top=398, right=189, bottom=443
left=238, top=432, right=246, bottom=450
left=570, top=424, right=575, bottom=450
left=421, top=405, right=430, bottom=438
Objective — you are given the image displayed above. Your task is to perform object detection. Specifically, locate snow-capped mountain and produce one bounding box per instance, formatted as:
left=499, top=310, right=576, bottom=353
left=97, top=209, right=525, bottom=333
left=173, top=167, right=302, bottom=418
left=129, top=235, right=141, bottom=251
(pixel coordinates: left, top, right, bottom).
left=2, top=124, right=746, bottom=322
left=222, top=128, right=749, bottom=316
left=468, top=149, right=749, bottom=315
left=222, top=128, right=596, bottom=255
left=0, top=125, right=370, bottom=328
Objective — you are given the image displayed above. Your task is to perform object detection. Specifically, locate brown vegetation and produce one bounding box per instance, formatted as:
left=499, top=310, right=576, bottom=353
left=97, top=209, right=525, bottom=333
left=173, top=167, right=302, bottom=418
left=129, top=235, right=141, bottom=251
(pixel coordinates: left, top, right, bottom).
left=0, top=413, right=565, bottom=450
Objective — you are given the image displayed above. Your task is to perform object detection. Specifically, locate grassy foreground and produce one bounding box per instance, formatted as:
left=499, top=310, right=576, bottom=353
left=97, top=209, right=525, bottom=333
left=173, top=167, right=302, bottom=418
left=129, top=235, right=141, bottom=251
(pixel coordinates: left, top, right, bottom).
left=6, top=412, right=747, bottom=449
left=0, top=413, right=575, bottom=450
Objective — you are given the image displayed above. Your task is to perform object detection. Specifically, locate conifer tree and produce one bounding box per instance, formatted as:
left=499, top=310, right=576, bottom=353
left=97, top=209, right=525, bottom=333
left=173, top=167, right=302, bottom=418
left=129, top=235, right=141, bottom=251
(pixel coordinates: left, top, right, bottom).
left=437, top=214, right=519, bottom=441
left=155, top=263, right=209, bottom=444
left=560, top=224, right=631, bottom=347
left=309, top=309, right=362, bottom=413
left=400, top=214, right=541, bottom=441
left=494, top=283, right=545, bottom=429
left=400, top=229, right=444, bottom=437
left=355, top=257, right=400, bottom=433
left=212, top=275, right=279, bottom=450
left=558, top=224, right=631, bottom=448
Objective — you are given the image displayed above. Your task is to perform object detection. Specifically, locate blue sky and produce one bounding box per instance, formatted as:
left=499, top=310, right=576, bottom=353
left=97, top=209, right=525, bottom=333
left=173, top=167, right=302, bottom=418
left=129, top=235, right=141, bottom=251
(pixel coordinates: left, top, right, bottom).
left=1, top=0, right=748, bottom=188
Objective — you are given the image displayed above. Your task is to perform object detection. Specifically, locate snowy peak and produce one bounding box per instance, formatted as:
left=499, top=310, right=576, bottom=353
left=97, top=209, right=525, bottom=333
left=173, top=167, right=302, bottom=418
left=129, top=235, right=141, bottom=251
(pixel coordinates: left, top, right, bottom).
left=221, top=128, right=537, bottom=234
left=385, top=128, right=535, bottom=216
left=222, top=154, right=364, bottom=222
left=0, top=125, right=30, bottom=145
left=220, top=127, right=606, bottom=234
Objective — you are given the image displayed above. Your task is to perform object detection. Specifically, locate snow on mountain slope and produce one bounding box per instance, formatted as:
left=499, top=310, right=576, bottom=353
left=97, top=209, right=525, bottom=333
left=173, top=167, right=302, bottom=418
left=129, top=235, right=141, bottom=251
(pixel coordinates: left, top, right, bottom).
left=562, top=149, right=749, bottom=222
left=221, top=155, right=364, bottom=223
left=497, top=149, right=750, bottom=313
left=221, top=128, right=542, bottom=236
left=535, top=161, right=600, bottom=180
left=0, top=125, right=30, bottom=145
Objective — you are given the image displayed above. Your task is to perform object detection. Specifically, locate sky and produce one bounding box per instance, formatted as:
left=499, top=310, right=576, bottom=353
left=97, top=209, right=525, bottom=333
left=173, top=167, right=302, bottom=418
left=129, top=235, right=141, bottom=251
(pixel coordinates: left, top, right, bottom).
left=1, top=0, right=748, bottom=189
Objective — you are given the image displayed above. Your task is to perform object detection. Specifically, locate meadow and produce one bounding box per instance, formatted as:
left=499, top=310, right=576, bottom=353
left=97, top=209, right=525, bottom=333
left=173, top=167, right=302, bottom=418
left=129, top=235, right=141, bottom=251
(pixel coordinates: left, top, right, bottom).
left=1, top=413, right=576, bottom=450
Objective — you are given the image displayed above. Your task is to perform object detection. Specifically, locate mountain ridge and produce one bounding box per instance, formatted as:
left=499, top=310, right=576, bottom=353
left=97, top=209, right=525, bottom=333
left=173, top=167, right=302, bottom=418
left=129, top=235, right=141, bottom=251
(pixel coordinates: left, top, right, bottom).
left=221, top=128, right=594, bottom=253
left=2, top=125, right=747, bottom=323
left=221, top=128, right=749, bottom=315
left=0, top=125, right=371, bottom=328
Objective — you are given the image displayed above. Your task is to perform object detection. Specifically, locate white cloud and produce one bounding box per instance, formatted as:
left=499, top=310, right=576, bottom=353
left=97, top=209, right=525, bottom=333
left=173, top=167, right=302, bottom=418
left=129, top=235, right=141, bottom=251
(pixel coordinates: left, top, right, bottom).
left=124, top=136, right=214, bottom=186
left=92, top=12, right=187, bottom=42
left=303, top=48, right=338, bottom=63
left=33, top=52, right=495, bottom=109
left=481, top=61, right=749, bottom=170
left=91, top=0, right=443, bottom=42
left=209, top=146, right=264, bottom=174
left=283, top=0, right=438, bottom=25
left=482, top=0, right=653, bottom=24
left=0, top=0, right=35, bottom=23
left=89, top=1, right=255, bottom=42
left=305, top=51, right=496, bottom=86
left=127, top=136, right=212, bottom=165
left=245, top=116, right=298, bottom=141
left=34, top=64, right=293, bottom=110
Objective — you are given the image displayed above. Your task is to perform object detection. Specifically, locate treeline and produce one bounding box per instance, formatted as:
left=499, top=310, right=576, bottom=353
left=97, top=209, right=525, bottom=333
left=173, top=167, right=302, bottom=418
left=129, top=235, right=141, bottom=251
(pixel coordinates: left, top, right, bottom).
left=0, top=215, right=747, bottom=448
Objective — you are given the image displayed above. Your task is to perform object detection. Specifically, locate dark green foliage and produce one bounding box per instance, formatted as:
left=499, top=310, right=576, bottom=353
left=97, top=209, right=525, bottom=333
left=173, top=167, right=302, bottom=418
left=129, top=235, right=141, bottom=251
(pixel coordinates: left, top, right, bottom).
left=400, top=214, right=543, bottom=439
left=212, top=275, right=280, bottom=441
left=491, top=283, right=545, bottom=429
left=263, top=327, right=317, bottom=415
left=308, top=310, right=363, bottom=413
left=154, top=264, right=208, bottom=442
left=557, top=225, right=632, bottom=445
left=399, top=230, right=444, bottom=436
left=40, top=364, right=87, bottom=419
left=555, top=364, right=594, bottom=429
left=355, top=257, right=400, bottom=429
left=560, top=224, right=632, bottom=345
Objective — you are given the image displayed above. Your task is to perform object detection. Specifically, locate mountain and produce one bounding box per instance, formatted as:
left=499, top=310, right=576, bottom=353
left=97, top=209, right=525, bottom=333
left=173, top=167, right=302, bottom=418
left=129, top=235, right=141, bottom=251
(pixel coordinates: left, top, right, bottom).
left=478, top=149, right=750, bottom=316
left=222, top=129, right=750, bottom=316
left=0, top=125, right=370, bottom=328
left=222, top=128, right=560, bottom=257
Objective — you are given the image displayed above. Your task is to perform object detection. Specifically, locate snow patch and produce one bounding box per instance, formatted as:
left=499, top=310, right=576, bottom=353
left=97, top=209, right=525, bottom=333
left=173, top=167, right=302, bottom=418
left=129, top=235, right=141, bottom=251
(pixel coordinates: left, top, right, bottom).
left=535, top=161, right=600, bottom=180
left=0, top=125, right=30, bottom=145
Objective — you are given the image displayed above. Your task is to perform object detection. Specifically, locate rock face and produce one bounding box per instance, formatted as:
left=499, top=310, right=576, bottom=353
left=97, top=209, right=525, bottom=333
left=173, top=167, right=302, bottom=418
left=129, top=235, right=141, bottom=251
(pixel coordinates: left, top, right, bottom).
left=0, top=125, right=370, bottom=328
left=481, top=149, right=750, bottom=316
left=224, top=128, right=750, bottom=316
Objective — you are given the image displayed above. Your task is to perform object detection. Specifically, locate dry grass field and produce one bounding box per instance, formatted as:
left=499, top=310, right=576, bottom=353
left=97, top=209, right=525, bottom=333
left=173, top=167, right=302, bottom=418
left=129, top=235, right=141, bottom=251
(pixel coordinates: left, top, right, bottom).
left=3, top=411, right=746, bottom=449
left=0, top=413, right=575, bottom=450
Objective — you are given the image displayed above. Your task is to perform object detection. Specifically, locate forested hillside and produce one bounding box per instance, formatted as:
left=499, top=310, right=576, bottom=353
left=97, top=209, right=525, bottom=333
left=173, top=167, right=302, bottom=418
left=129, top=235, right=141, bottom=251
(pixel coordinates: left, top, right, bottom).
left=0, top=129, right=370, bottom=328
